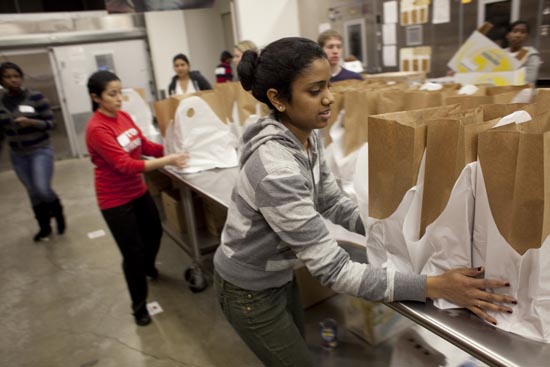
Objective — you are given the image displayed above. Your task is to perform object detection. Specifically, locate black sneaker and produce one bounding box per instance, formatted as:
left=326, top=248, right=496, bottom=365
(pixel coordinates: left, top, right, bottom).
left=134, top=308, right=151, bottom=326
left=33, top=227, right=51, bottom=242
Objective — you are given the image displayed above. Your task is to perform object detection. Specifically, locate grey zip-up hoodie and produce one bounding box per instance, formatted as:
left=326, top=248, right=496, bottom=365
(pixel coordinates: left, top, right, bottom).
left=213, top=116, right=426, bottom=302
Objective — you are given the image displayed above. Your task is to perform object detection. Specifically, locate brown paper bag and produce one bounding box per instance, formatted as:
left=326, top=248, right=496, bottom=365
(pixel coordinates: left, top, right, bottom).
left=342, top=89, right=378, bottom=155
left=153, top=97, right=181, bottom=136
left=214, top=82, right=238, bottom=123
left=492, top=89, right=527, bottom=104
left=322, top=92, right=344, bottom=146
left=485, top=85, right=530, bottom=96
left=420, top=104, right=540, bottom=235
left=235, top=83, right=260, bottom=124
left=192, top=90, right=227, bottom=123
left=368, top=105, right=460, bottom=219
left=477, top=112, right=550, bottom=254
left=480, top=103, right=529, bottom=121
left=331, top=79, right=364, bottom=92
left=372, top=88, right=404, bottom=114
left=535, top=89, right=550, bottom=114
left=378, top=90, right=444, bottom=113
left=444, top=95, right=494, bottom=109
left=420, top=109, right=498, bottom=236
left=404, top=91, right=444, bottom=110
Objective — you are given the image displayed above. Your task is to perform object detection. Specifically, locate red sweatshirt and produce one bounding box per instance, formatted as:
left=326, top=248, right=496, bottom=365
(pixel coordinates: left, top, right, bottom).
left=86, top=110, right=163, bottom=209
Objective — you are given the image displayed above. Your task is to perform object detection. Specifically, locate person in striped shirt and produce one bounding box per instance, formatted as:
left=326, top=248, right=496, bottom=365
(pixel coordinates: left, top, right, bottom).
left=213, top=38, right=516, bottom=367
left=0, top=62, right=65, bottom=242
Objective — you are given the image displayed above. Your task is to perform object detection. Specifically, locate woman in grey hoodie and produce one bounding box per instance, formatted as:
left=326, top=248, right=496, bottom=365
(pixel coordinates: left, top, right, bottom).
left=504, top=20, right=542, bottom=85
left=213, top=37, right=516, bottom=367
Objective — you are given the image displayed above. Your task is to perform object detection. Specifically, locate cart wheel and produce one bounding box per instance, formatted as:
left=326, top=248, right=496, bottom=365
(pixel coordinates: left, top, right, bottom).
left=184, top=266, right=207, bottom=293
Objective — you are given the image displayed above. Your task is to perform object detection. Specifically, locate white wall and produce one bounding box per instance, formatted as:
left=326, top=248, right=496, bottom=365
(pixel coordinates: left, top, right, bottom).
left=146, top=3, right=231, bottom=95
left=145, top=10, right=189, bottom=97
left=296, top=0, right=329, bottom=42
left=183, top=8, right=225, bottom=87
left=234, top=0, right=300, bottom=48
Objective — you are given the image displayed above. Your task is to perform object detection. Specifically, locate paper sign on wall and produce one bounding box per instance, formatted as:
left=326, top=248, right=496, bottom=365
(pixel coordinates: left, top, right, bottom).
left=432, top=0, right=450, bottom=24
left=383, top=45, right=398, bottom=66
left=400, top=47, right=431, bottom=73
left=384, top=1, right=398, bottom=24
left=400, top=0, right=429, bottom=25
left=383, top=23, right=397, bottom=45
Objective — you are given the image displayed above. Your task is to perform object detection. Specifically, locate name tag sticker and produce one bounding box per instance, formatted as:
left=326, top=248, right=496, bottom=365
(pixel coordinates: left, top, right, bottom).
left=19, top=105, right=35, bottom=113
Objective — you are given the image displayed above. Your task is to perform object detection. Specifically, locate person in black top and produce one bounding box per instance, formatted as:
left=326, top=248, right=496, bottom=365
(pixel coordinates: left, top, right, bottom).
left=167, top=54, right=212, bottom=96
left=0, top=62, right=66, bottom=241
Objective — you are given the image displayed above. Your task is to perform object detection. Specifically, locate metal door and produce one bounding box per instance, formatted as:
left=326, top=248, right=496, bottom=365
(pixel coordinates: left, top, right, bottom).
left=0, top=49, right=73, bottom=171
left=50, top=39, right=154, bottom=157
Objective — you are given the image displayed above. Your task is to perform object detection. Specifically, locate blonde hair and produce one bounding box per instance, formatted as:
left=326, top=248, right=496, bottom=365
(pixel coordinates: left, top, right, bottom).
left=317, top=30, right=343, bottom=47
left=235, top=40, right=258, bottom=53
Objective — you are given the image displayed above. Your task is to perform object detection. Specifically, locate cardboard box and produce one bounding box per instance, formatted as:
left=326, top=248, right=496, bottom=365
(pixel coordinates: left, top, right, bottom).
left=294, top=263, right=335, bottom=309
left=144, top=171, right=172, bottom=196
left=454, top=68, right=526, bottom=87
left=202, top=198, right=227, bottom=237
left=161, top=189, right=205, bottom=234
left=448, top=30, right=520, bottom=73
left=344, top=296, right=413, bottom=345
left=162, top=189, right=187, bottom=233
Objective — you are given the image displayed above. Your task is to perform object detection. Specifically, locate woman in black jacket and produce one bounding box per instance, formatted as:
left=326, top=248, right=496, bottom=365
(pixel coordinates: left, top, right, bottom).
left=167, top=53, right=212, bottom=96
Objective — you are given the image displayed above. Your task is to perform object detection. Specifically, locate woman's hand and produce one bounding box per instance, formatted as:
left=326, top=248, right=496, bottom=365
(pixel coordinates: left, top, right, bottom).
left=427, top=267, right=517, bottom=325
left=168, top=151, right=189, bottom=169
left=15, top=116, right=38, bottom=128
left=144, top=151, right=189, bottom=172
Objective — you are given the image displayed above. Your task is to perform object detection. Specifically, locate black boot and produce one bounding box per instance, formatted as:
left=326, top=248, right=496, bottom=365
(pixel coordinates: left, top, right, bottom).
left=133, top=303, right=151, bottom=326
left=50, top=198, right=66, bottom=235
left=32, top=203, right=52, bottom=242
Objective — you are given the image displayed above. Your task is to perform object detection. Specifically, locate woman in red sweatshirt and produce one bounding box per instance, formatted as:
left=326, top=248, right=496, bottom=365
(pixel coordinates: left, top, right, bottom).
left=85, top=70, right=188, bottom=326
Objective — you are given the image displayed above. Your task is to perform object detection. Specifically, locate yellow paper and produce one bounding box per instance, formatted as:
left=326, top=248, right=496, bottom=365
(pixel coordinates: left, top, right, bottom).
left=448, top=31, right=521, bottom=72
left=454, top=68, right=526, bottom=86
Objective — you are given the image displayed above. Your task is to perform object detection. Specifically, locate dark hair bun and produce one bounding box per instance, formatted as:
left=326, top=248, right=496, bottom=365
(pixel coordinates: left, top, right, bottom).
left=237, top=50, right=258, bottom=91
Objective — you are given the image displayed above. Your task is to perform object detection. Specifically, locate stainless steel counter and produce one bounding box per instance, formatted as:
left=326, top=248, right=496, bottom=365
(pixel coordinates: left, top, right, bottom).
left=160, top=164, right=550, bottom=367
left=387, top=301, right=550, bottom=367
left=162, top=166, right=237, bottom=208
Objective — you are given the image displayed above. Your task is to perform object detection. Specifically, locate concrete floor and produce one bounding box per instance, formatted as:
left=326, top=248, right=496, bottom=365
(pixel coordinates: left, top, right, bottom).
left=0, top=158, right=482, bottom=367
left=0, top=158, right=262, bottom=367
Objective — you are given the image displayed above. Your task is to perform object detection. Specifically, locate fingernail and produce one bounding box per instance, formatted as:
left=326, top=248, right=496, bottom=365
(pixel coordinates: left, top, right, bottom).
left=505, top=282, right=510, bottom=287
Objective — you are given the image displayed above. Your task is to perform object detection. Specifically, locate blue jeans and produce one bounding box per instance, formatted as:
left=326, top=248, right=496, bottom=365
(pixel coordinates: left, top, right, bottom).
left=214, top=271, right=313, bottom=367
left=10, top=146, right=58, bottom=206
